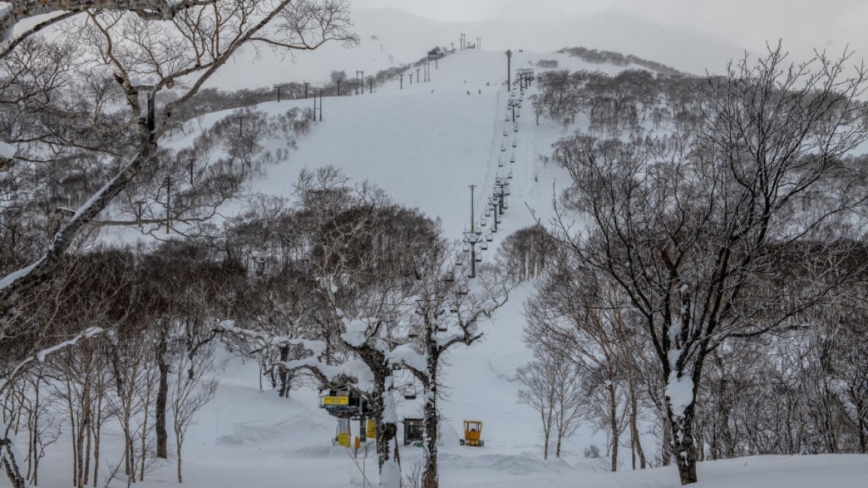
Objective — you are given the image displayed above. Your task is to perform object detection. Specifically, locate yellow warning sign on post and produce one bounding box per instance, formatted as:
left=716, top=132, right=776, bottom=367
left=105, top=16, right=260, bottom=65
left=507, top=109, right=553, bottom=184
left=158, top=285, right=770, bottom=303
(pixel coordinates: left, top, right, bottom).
left=338, top=432, right=350, bottom=447
left=366, top=419, right=376, bottom=439
left=323, top=396, right=349, bottom=405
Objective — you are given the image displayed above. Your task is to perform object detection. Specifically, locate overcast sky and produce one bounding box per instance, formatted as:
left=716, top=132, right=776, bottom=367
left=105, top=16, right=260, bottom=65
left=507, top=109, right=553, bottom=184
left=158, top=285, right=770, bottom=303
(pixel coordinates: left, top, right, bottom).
left=352, top=0, right=868, bottom=62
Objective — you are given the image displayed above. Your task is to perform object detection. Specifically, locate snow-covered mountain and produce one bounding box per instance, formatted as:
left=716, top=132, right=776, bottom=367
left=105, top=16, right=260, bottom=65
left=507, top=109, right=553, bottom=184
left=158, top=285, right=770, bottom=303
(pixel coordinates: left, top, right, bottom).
left=208, top=8, right=745, bottom=90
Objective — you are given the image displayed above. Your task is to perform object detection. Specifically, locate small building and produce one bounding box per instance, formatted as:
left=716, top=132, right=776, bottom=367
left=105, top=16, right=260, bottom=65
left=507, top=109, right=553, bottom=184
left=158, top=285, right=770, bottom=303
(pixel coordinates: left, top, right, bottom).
left=428, top=47, right=446, bottom=60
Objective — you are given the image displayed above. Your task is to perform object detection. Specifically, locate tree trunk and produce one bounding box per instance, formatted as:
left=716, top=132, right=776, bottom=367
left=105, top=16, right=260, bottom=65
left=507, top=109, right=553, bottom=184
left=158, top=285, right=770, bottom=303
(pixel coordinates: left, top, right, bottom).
left=278, top=345, right=291, bottom=398
left=627, top=368, right=646, bottom=469
left=155, top=330, right=169, bottom=459
left=669, top=402, right=698, bottom=485
left=421, top=326, right=441, bottom=488
left=556, top=432, right=563, bottom=458
left=1, top=440, right=27, bottom=488
left=176, top=440, right=183, bottom=483
left=373, top=373, right=400, bottom=488
left=422, top=356, right=438, bottom=488
left=608, top=382, right=619, bottom=472
left=662, top=414, right=672, bottom=466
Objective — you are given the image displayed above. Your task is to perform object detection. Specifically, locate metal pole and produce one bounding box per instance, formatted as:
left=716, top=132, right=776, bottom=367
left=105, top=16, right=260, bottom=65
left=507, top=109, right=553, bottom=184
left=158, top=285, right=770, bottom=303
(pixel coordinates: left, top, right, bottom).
left=470, top=184, right=476, bottom=233
left=400, top=74, right=403, bottom=89
left=304, top=82, right=309, bottom=99
left=319, top=90, right=323, bottom=121
left=506, top=50, right=512, bottom=92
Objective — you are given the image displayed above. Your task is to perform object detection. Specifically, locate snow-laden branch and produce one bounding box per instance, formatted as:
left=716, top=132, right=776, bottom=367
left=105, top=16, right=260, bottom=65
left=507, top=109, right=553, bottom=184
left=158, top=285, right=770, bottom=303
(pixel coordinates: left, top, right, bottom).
left=0, top=0, right=215, bottom=47
left=0, top=149, right=151, bottom=333
left=0, top=326, right=103, bottom=395
left=214, top=320, right=376, bottom=392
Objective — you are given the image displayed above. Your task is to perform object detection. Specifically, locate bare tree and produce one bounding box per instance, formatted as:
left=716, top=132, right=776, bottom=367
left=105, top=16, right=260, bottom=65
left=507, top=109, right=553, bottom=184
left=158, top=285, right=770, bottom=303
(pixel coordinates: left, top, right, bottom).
left=391, top=248, right=510, bottom=488
left=0, top=0, right=357, bottom=363
left=551, top=44, right=868, bottom=484
left=171, top=342, right=218, bottom=483
left=516, top=357, right=558, bottom=460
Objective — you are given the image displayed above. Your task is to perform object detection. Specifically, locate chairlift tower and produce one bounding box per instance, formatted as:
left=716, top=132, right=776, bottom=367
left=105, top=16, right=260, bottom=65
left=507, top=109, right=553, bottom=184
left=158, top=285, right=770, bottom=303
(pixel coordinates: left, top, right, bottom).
left=505, top=49, right=513, bottom=92
left=463, top=185, right=484, bottom=278
left=494, top=177, right=511, bottom=214
left=488, top=195, right=501, bottom=233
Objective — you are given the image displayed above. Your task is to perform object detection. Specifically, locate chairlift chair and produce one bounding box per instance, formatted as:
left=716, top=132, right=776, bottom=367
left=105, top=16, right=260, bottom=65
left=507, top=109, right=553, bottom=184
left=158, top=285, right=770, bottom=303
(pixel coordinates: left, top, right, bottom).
left=514, top=125, right=518, bottom=133
left=486, top=234, right=493, bottom=242
left=498, top=159, right=503, bottom=167
left=481, top=243, right=488, bottom=251
left=510, top=155, right=515, bottom=163
left=512, top=140, right=517, bottom=148
left=501, top=144, right=506, bottom=152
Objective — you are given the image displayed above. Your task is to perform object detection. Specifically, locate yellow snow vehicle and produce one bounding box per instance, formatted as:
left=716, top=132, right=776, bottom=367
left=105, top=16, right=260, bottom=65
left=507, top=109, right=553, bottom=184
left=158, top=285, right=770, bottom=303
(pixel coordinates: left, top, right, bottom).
left=459, top=420, right=484, bottom=447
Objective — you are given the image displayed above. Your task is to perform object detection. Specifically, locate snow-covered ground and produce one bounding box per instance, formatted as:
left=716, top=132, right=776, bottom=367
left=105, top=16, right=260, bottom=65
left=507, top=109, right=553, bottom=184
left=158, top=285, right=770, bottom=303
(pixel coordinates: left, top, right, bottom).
left=19, top=45, right=868, bottom=488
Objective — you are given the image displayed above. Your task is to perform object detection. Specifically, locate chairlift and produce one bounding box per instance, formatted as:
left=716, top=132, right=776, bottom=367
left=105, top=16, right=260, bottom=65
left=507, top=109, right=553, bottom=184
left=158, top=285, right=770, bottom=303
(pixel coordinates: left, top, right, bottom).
left=481, top=243, right=488, bottom=251
left=404, top=389, right=417, bottom=400
left=514, top=125, right=518, bottom=133
left=485, top=210, right=491, bottom=218
left=498, top=159, right=503, bottom=167
left=501, top=144, right=506, bottom=152
left=463, top=244, right=470, bottom=253
left=456, top=257, right=464, bottom=266
left=436, top=325, right=448, bottom=332
left=503, top=129, right=508, bottom=136
left=480, top=220, right=487, bottom=227
left=512, top=140, right=517, bottom=148
left=505, top=115, right=509, bottom=121
left=486, top=234, right=493, bottom=242
left=475, top=258, right=482, bottom=263
left=510, top=155, right=515, bottom=163
left=508, top=171, right=513, bottom=179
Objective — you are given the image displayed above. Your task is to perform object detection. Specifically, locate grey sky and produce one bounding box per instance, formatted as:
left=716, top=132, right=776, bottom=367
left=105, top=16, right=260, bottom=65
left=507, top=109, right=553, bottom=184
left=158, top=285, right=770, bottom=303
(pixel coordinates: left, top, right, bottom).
left=353, top=0, right=868, bottom=62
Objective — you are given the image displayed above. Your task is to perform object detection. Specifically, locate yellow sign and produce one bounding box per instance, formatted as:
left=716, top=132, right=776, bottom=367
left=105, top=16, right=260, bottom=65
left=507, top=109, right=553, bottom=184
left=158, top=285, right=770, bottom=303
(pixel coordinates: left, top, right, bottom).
left=338, top=432, right=350, bottom=447
left=323, top=396, right=349, bottom=405
left=366, top=419, right=376, bottom=439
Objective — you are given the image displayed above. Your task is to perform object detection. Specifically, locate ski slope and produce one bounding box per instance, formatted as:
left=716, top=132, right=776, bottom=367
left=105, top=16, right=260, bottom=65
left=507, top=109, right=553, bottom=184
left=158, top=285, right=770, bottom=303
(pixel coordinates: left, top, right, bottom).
left=21, top=48, right=868, bottom=488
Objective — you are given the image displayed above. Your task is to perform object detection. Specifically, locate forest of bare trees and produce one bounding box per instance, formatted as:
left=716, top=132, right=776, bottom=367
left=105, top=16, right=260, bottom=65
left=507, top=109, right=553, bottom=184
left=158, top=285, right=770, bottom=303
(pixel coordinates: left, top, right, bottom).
left=518, top=44, right=868, bottom=485
left=2, top=3, right=867, bottom=487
